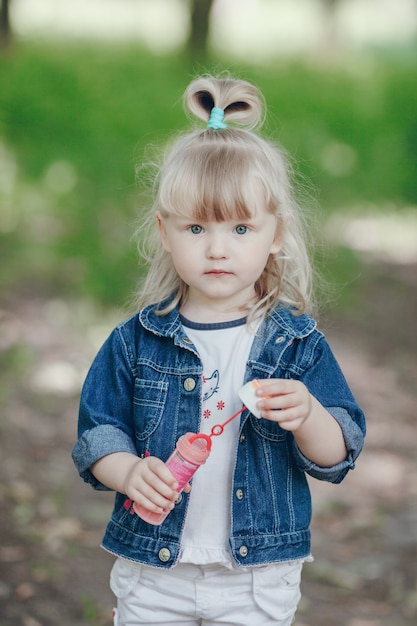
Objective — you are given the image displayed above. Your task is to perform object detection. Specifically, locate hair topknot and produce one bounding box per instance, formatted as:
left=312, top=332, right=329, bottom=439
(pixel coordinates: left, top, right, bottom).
left=184, top=76, right=265, bottom=131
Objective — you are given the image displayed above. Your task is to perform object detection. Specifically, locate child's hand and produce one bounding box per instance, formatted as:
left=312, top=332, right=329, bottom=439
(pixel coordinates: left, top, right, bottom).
left=254, top=379, right=312, bottom=432
left=123, top=456, right=181, bottom=515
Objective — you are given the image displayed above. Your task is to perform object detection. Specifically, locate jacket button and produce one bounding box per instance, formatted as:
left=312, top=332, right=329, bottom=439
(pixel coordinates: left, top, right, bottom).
left=174, top=493, right=182, bottom=505
left=184, top=378, right=196, bottom=391
left=158, top=548, right=171, bottom=563
left=239, top=434, right=246, bottom=443
left=275, top=336, right=285, bottom=343
left=239, top=545, right=248, bottom=557
left=236, top=488, right=244, bottom=500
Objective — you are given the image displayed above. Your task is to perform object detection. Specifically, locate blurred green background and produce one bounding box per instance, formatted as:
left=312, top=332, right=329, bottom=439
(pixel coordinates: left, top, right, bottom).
left=1, top=0, right=416, bottom=310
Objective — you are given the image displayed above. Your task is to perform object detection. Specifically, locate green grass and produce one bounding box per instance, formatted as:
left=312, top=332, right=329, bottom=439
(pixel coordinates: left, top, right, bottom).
left=0, top=40, right=416, bottom=305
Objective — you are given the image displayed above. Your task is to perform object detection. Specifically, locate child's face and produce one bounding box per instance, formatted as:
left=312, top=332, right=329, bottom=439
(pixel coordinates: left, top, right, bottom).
left=157, top=205, right=281, bottom=319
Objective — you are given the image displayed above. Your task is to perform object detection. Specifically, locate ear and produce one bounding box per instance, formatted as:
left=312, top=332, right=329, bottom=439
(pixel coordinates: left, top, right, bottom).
left=156, top=212, right=171, bottom=253
left=269, top=230, right=282, bottom=255
left=269, top=236, right=281, bottom=255
left=270, top=214, right=290, bottom=255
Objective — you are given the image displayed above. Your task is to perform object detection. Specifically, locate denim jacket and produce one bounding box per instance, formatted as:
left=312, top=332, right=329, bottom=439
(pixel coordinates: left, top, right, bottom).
left=72, top=302, right=365, bottom=569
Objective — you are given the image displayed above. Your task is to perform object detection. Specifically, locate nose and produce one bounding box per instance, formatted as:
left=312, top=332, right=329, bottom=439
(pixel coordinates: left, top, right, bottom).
left=206, top=232, right=228, bottom=259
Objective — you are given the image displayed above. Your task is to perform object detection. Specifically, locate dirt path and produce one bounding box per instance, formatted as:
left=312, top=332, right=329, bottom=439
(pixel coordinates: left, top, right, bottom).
left=0, top=261, right=416, bottom=626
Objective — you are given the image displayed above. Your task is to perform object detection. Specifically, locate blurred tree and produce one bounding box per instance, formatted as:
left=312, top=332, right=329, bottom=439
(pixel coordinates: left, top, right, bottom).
left=0, top=0, right=11, bottom=49
left=188, top=0, right=214, bottom=59
left=318, top=0, right=342, bottom=53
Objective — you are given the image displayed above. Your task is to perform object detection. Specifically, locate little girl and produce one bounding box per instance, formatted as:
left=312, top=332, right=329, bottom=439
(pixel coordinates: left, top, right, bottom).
left=72, top=74, right=365, bottom=626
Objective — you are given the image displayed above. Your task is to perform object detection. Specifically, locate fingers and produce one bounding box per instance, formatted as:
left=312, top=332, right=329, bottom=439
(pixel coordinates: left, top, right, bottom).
left=125, top=458, right=179, bottom=514
left=254, top=379, right=312, bottom=429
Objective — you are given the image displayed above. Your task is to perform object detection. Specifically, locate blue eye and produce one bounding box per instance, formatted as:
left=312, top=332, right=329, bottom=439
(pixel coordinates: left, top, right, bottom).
left=234, top=225, right=249, bottom=235
left=189, top=225, right=203, bottom=234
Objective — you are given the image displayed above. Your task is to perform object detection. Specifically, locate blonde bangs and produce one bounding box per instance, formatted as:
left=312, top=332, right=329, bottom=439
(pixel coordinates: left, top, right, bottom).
left=157, top=132, right=272, bottom=223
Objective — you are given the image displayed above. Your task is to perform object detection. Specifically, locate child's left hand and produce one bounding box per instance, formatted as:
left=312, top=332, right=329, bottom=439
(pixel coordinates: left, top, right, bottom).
left=254, top=379, right=312, bottom=432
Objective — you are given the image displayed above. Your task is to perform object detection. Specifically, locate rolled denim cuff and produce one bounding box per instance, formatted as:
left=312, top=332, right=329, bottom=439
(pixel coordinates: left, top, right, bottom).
left=72, top=425, right=138, bottom=490
left=292, top=406, right=365, bottom=484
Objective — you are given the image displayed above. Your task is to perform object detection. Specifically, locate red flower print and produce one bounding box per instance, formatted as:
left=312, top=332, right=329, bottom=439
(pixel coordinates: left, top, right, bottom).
left=217, top=401, right=225, bottom=411
left=203, top=409, right=211, bottom=419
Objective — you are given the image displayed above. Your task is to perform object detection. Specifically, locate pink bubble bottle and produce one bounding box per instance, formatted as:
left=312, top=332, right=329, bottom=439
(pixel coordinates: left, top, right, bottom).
left=133, top=432, right=212, bottom=525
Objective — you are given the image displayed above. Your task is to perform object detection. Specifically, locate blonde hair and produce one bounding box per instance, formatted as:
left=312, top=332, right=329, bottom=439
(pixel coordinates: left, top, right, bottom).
left=135, top=75, right=316, bottom=320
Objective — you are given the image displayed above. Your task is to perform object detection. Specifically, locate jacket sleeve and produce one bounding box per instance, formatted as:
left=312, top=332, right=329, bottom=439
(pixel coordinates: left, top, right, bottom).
left=290, top=333, right=366, bottom=484
left=72, top=323, right=138, bottom=490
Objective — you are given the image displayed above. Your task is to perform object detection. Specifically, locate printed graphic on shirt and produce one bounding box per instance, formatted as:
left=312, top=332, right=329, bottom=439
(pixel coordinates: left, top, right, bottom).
left=202, top=369, right=227, bottom=419
left=202, top=369, right=219, bottom=401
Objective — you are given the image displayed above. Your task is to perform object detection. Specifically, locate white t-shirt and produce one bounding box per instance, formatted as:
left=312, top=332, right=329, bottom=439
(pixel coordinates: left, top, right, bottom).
left=179, top=315, right=257, bottom=567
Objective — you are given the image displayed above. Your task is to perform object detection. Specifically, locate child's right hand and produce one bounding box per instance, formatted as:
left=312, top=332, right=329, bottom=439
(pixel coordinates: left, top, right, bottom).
left=123, top=456, right=180, bottom=515
left=92, top=451, right=192, bottom=515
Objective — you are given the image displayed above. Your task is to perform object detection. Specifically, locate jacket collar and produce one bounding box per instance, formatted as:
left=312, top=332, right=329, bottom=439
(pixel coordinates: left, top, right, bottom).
left=139, top=301, right=317, bottom=347
left=139, top=301, right=198, bottom=353
left=139, top=301, right=182, bottom=338
left=267, top=304, right=316, bottom=338
left=139, top=300, right=316, bottom=341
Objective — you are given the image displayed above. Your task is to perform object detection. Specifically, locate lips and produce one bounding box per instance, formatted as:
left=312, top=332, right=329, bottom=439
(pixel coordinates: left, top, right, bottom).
left=204, top=270, right=232, bottom=276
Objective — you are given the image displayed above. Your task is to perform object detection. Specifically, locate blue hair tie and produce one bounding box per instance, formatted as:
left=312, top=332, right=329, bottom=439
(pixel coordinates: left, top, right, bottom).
left=207, top=107, right=227, bottom=130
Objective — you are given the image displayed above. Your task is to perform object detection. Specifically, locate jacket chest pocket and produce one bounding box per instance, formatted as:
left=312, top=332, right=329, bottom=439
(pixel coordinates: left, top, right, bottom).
left=133, top=378, right=169, bottom=439
left=249, top=415, right=288, bottom=442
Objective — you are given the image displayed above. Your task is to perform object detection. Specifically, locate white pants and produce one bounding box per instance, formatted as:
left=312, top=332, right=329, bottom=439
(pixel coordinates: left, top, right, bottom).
left=110, top=558, right=305, bottom=625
